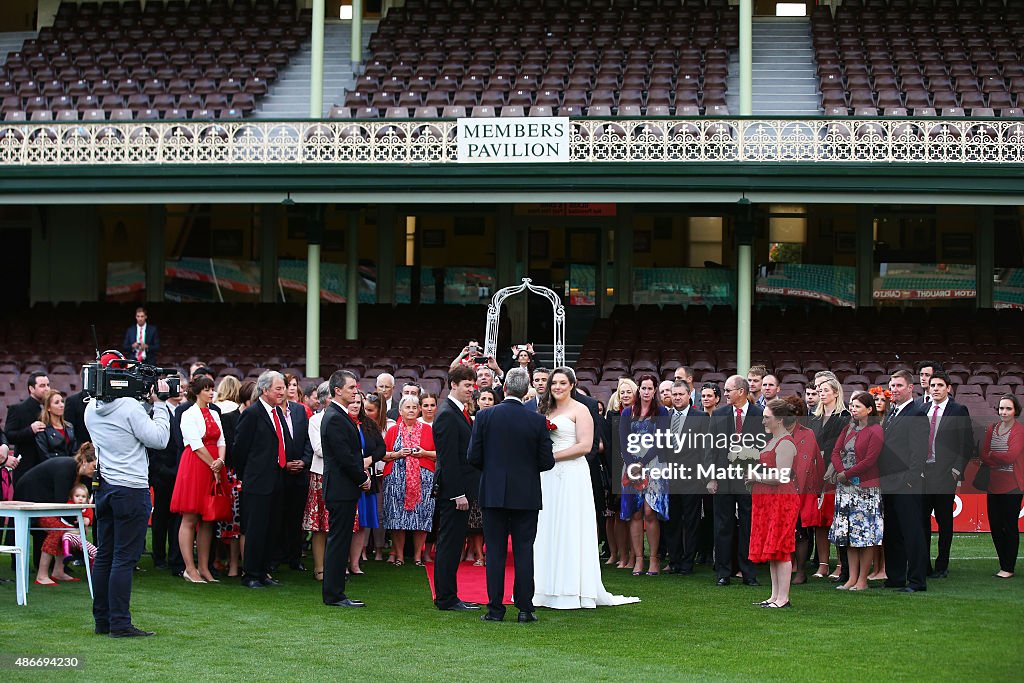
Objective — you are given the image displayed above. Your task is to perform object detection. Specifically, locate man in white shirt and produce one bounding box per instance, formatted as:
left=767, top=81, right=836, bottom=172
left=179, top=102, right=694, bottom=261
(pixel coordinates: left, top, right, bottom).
left=376, top=373, right=397, bottom=420
left=122, top=307, right=160, bottom=365
left=664, top=380, right=707, bottom=575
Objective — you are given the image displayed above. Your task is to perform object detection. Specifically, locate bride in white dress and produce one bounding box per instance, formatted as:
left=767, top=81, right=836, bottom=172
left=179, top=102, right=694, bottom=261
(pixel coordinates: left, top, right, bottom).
left=533, top=367, right=640, bottom=609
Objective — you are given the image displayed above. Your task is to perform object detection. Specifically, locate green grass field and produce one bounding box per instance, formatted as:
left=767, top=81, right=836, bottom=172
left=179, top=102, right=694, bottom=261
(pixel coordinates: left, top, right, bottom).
left=1, top=534, right=1021, bottom=682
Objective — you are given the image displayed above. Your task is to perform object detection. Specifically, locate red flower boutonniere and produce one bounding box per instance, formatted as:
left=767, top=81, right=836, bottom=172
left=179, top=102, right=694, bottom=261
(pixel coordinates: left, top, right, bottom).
left=546, top=418, right=557, bottom=431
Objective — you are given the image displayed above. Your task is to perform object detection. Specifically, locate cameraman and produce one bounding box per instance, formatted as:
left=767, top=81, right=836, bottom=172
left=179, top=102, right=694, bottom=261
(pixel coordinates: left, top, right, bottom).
left=84, top=353, right=171, bottom=638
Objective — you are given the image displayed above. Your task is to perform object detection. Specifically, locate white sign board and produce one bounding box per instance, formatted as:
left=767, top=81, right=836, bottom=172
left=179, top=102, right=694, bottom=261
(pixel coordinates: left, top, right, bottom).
left=456, top=117, right=571, bottom=163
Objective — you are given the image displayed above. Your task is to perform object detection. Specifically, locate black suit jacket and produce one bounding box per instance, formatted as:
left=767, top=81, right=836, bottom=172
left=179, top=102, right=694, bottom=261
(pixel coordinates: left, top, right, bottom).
left=925, top=399, right=975, bottom=492
left=320, top=402, right=368, bottom=503
left=709, top=402, right=765, bottom=494
left=282, top=401, right=313, bottom=490
left=148, top=402, right=180, bottom=488
left=666, top=406, right=711, bottom=494
left=523, top=397, right=540, bottom=412
left=13, top=456, right=88, bottom=503
left=63, top=391, right=90, bottom=445
left=879, top=400, right=928, bottom=493
left=232, top=400, right=285, bottom=496
left=433, top=397, right=479, bottom=501
left=5, top=396, right=45, bottom=483
left=572, top=389, right=602, bottom=465
left=468, top=398, right=554, bottom=510
left=122, top=324, right=160, bottom=365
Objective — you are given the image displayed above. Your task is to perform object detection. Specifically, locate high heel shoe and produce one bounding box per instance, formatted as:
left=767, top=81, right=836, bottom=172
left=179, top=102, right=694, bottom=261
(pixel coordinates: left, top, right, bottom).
left=812, top=563, right=829, bottom=578
left=183, top=572, right=207, bottom=584
left=828, top=565, right=843, bottom=581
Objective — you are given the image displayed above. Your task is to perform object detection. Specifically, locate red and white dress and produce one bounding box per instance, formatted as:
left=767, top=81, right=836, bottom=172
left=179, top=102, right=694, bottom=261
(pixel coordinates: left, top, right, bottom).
left=170, top=404, right=229, bottom=521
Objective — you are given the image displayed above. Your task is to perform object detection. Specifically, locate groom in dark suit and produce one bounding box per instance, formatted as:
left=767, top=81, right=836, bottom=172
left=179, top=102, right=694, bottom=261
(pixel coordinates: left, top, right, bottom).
left=321, top=370, right=372, bottom=607
left=432, top=364, right=482, bottom=611
left=469, top=368, right=555, bottom=623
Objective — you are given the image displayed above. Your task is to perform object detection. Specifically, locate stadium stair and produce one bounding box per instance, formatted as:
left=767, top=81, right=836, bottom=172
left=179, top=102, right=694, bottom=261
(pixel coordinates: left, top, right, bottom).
left=254, top=21, right=374, bottom=119
left=726, top=17, right=819, bottom=116
left=0, top=32, right=37, bottom=65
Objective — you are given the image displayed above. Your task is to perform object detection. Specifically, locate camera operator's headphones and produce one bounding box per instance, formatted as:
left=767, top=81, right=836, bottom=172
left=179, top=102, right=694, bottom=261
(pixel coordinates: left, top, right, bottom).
left=99, top=349, right=129, bottom=369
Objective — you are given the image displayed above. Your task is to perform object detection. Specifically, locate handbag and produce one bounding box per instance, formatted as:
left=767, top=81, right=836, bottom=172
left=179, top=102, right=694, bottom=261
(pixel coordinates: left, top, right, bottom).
left=203, top=474, right=233, bottom=521
left=972, top=464, right=991, bottom=492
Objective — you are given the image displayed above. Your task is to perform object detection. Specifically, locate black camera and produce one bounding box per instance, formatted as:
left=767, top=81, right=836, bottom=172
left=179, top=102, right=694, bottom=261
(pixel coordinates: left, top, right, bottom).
left=82, top=355, right=181, bottom=402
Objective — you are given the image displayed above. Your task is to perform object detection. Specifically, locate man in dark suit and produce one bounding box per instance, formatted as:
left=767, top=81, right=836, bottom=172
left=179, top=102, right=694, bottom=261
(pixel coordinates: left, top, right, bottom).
left=469, top=368, right=554, bottom=622
left=913, top=360, right=943, bottom=408
left=5, top=371, right=50, bottom=485
left=523, top=367, right=550, bottom=413
left=63, top=390, right=90, bottom=446
left=663, top=380, right=709, bottom=575
left=232, top=370, right=288, bottom=588
left=148, top=390, right=185, bottom=572
left=321, top=370, right=371, bottom=607
left=880, top=369, right=929, bottom=593
left=707, top=375, right=763, bottom=586
left=432, top=364, right=481, bottom=611
left=921, top=370, right=974, bottom=579
left=122, top=306, right=160, bottom=366
left=376, top=373, right=399, bottom=421
left=274, top=397, right=313, bottom=571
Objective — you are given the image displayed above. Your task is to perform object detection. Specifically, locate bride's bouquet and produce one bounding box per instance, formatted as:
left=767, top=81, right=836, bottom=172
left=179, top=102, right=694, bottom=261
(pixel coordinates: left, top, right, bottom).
left=728, top=445, right=761, bottom=482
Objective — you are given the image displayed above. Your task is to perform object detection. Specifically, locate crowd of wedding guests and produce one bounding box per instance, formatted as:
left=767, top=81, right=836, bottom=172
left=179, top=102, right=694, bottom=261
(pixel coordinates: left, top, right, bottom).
left=2, top=347, right=1022, bottom=609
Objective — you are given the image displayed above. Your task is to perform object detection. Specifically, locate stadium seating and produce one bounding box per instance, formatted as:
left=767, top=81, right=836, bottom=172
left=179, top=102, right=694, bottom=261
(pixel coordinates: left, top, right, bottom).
left=812, top=0, right=1024, bottom=117
left=332, top=0, right=739, bottom=119
left=0, top=0, right=308, bottom=121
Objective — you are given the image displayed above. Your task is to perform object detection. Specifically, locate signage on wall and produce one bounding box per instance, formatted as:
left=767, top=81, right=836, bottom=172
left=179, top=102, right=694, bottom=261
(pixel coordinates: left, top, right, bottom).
left=456, top=117, right=571, bottom=163
left=515, top=203, right=617, bottom=217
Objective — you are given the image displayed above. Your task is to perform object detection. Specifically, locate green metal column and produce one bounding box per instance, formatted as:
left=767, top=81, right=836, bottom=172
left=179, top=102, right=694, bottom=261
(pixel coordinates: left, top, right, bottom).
left=146, top=205, right=165, bottom=303
left=739, top=0, right=753, bottom=115
left=855, top=206, right=874, bottom=308
left=977, top=206, right=995, bottom=309
left=347, top=210, right=360, bottom=340
left=309, top=0, right=325, bottom=118
left=736, top=199, right=753, bottom=375
left=305, top=207, right=323, bottom=379
left=376, top=205, right=396, bottom=305
left=614, top=206, right=634, bottom=307
left=351, top=0, right=364, bottom=67
left=260, top=205, right=278, bottom=304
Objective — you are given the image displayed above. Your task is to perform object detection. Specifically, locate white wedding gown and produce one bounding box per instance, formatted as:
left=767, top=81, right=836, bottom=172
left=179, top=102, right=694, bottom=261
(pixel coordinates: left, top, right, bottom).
left=533, top=414, right=640, bottom=609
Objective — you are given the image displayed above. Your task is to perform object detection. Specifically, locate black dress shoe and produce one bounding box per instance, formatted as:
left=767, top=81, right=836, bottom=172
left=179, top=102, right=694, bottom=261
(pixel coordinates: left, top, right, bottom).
left=325, top=598, right=365, bottom=608
left=153, top=561, right=168, bottom=570
left=95, top=625, right=109, bottom=635
left=743, top=578, right=760, bottom=587
left=109, top=625, right=155, bottom=638
left=441, top=601, right=481, bottom=611
left=242, top=578, right=265, bottom=589
left=716, top=577, right=731, bottom=586
left=261, top=577, right=282, bottom=586
left=290, top=562, right=307, bottom=572
left=928, top=569, right=948, bottom=579
left=896, top=586, right=925, bottom=593
left=677, top=568, right=694, bottom=576
left=518, top=611, right=538, bottom=623
left=883, top=581, right=905, bottom=589
left=481, top=613, right=504, bottom=622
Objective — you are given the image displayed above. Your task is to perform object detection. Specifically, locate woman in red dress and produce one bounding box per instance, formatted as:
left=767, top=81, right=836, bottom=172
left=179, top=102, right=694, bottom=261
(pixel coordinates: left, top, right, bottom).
left=170, top=375, right=228, bottom=583
left=782, top=396, right=823, bottom=585
left=747, top=398, right=800, bottom=609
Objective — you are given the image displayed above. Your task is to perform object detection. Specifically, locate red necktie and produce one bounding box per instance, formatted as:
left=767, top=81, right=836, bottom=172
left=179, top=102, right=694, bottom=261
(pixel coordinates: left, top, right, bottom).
left=463, top=406, right=472, bottom=425
left=271, top=407, right=286, bottom=468
left=136, top=326, right=144, bottom=361
left=927, top=404, right=939, bottom=463
left=735, top=407, right=743, bottom=433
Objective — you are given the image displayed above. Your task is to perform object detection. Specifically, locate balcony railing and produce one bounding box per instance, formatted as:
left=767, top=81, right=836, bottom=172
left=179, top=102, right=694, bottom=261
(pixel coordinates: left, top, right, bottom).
left=2, top=117, right=1024, bottom=166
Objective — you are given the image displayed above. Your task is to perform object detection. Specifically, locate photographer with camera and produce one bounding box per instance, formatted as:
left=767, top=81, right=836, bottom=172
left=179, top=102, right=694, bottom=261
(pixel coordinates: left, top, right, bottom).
left=450, top=340, right=503, bottom=382
left=84, top=352, right=171, bottom=638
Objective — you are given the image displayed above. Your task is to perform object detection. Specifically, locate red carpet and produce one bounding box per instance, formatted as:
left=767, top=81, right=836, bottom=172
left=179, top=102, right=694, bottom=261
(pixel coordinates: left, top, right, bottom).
left=425, top=543, right=514, bottom=605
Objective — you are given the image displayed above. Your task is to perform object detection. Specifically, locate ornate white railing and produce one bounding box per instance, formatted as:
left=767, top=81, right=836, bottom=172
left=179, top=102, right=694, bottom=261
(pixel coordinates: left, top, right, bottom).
left=2, top=118, right=1024, bottom=165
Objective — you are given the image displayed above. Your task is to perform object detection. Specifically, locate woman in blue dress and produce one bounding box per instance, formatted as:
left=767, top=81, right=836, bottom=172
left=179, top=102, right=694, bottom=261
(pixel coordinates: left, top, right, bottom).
left=619, top=373, right=670, bottom=576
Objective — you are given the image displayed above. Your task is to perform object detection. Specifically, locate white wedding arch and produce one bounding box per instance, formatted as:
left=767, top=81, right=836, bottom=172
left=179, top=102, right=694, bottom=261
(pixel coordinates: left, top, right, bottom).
left=483, top=278, right=566, bottom=369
